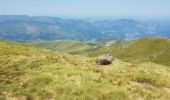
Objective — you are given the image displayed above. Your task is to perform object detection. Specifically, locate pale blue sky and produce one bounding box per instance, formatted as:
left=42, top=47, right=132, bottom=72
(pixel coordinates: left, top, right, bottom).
left=0, top=0, right=170, bottom=19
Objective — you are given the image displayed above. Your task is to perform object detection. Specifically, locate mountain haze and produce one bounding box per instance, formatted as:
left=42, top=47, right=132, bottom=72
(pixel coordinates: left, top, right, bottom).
left=0, top=15, right=170, bottom=42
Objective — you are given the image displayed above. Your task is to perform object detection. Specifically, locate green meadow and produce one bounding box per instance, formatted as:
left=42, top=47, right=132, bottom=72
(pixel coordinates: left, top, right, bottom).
left=1, top=37, right=170, bottom=100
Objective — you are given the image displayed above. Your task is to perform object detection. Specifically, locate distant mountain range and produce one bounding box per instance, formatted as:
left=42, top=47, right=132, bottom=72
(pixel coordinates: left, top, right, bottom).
left=0, top=15, right=170, bottom=42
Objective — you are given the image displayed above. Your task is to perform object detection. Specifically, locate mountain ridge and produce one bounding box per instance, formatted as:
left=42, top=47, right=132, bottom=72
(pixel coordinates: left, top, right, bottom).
left=0, top=15, right=170, bottom=42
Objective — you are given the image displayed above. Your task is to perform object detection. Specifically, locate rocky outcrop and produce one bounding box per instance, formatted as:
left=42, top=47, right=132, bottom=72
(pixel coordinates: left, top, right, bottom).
left=96, top=54, right=115, bottom=65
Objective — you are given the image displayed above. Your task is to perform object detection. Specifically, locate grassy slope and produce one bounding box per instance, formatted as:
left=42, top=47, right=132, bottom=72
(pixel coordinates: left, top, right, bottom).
left=1, top=40, right=170, bottom=100
left=34, top=37, right=170, bottom=66
left=34, top=40, right=94, bottom=54
left=91, top=37, right=170, bottom=66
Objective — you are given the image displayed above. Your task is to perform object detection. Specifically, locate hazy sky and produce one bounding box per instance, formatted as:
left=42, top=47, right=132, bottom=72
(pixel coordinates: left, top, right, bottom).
left=0, top=0, right=170, bottom=19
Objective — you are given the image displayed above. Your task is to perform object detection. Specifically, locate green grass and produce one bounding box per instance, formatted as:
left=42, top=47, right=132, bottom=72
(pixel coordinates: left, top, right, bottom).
left=91, top=37, right=170, bottom=66
left=35, top=37, right=170, bottom=66
left=34, top=40, right=95, bottom=54
left=1, top=40, right=170, bottom=100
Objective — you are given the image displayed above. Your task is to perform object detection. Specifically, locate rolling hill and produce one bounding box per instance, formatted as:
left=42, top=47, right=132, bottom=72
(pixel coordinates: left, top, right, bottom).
left=1, top=40, right=170, bottom=100
left=34, top=40, right=96, bottom=54
left=91, top=37, right=170, bottom=66
left=35, top=37, right=170, bottom=66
